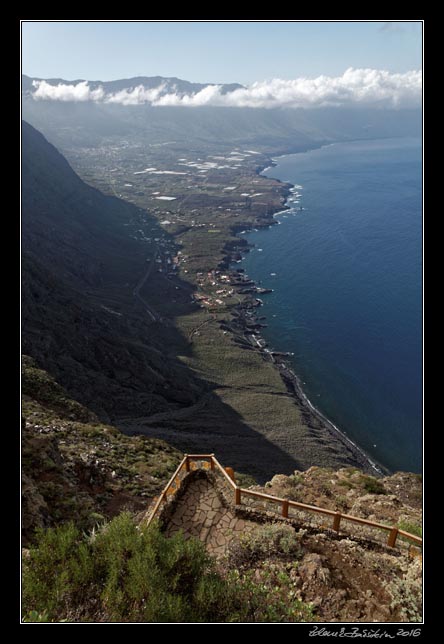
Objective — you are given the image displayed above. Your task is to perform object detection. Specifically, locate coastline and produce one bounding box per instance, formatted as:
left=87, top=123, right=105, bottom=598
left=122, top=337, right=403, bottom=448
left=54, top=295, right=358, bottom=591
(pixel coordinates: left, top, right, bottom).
left=276, top=360, right=385, bottom=475
left=225, top=152, right=388, bottom=477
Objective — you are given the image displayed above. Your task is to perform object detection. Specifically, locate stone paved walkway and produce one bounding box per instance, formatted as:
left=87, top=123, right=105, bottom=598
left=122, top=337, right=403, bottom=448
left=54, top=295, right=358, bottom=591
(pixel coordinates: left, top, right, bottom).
left=164, top=473, right=257, bottom=557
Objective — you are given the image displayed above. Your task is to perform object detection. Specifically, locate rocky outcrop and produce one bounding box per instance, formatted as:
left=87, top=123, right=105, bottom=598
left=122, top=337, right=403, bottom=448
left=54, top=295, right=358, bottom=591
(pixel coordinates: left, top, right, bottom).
left=262, top=466, right=422, bottom=532
left=21, top=359, right=182, bottom=545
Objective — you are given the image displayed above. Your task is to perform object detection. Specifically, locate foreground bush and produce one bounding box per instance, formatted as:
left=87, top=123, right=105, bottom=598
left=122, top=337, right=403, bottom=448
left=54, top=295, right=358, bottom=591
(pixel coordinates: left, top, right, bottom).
left=22, top=513, right=314, bottom=623
left=22, top=513, right=233, bottom=622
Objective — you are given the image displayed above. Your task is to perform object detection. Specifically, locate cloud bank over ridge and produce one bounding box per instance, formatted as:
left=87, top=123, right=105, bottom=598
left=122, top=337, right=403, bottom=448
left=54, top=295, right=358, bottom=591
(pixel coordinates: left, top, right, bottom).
left=31, top=68, right=422, bottom=109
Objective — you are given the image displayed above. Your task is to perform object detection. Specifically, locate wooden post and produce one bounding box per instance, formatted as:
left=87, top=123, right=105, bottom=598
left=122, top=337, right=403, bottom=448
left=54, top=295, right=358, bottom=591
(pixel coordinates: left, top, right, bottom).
left=235, top=487, right=241, bottom=505
left=282, top=500, right=289, bottom=518
left=387, top=527, right=399, bottom=548
left=225, top=466, right=235, bottom=482
left=185, top=455, right=190, bottom=472
left=210, top=454, right=215, bottom=470
left=333, top=512, right=341, bottom=532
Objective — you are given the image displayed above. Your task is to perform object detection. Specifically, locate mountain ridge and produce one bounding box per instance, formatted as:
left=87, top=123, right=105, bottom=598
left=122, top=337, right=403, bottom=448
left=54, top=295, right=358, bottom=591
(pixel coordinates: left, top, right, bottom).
left=22, top=73, right=421, bottom=152
left=22, top=73, right=245, bottom=96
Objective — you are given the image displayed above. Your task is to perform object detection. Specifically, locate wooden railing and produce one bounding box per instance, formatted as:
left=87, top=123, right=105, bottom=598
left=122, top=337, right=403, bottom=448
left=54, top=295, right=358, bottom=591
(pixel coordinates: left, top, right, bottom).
left=146, top=454, right=422, bottom=551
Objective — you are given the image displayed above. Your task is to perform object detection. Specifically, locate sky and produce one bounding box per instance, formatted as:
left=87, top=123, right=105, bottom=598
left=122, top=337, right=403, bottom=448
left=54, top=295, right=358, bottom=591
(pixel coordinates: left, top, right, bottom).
left=21, top=21, right=422, bottom=85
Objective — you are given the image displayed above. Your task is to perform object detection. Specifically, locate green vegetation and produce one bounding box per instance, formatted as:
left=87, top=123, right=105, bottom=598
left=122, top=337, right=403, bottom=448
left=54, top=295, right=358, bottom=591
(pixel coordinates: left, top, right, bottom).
left=233, top=471, right=257, bottom=488
left=397, top=520, right=422, bottom=538
left=23, top=514, right=229, bottom=622
left=228, top=563, right=316, bottom=623
left=387, top=559, right=423, bottom=622
left=22, top=611, right=52, bottom=623
left=228, top=523, right=303, bottom=568
left=338, top=479, right=354, bottom=489
left=335, top=495, right=349, bottom=510
left=22, top=514, right=314, bottom=623
left=360, top=476, right=387, bottom=495
left=337, top=473, right=386, bottom=495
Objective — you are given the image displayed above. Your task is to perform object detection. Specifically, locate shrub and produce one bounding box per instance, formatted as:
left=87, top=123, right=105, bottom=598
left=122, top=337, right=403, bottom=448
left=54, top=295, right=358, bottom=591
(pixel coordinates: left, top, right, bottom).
left=22, top=522, right=96, bottom=620
left=94, top=513, right=227, bottom=621
left=22, top=513, right=234, bottom=623
left=228, top=523, right=302, bottom=568
left=343, top=467, right=360, bottom=475
left=234, top=472, right=257, bottom=488
left=397, top=520, right=422, bottom=538
left=22, top=611, right=50, bottom=622
left=228, top=563, right=316, bottom=623
left=388, top=559, right=422, bottom=622
left=360, top=476, right=387, bottom=495
left=23, top=514, right=315, bottom=623
left=338, top=479, right=354, bottom=489
left=335, top=495, right=349, bottom=511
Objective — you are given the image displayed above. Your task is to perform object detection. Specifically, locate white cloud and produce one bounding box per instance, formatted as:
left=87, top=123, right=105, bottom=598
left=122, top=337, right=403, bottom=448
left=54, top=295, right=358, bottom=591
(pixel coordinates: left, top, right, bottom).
left=104, top=84, right=167, bottom=105
left=155, top=84, right=223, bottom=106
left=32, top=80, right=105, bottom=102
left=157, top=69, right=421, bottom=109
left=30, top=68, right=422, bottom=109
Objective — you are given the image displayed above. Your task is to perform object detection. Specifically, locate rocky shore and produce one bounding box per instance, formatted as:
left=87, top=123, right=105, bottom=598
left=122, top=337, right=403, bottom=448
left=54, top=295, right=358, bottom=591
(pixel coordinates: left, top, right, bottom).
left=220, top=163, right=386, bottom=476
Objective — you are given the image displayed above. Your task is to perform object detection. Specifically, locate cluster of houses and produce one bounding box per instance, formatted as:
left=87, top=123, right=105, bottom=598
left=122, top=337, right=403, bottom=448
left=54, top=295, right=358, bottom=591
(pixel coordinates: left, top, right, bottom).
left=193, top=270, right=235, bottom=308
left=192, top=268, right=269, bottom=310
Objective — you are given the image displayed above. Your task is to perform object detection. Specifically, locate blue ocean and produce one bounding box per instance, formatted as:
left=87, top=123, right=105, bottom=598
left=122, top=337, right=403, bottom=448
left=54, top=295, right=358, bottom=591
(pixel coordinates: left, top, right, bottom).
left=241, top=137, right=422, bottom=473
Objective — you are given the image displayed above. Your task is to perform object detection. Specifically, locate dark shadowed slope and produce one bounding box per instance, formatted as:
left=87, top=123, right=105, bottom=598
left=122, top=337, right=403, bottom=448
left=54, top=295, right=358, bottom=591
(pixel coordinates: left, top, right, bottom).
left=22, top=120, right=202, bottom=418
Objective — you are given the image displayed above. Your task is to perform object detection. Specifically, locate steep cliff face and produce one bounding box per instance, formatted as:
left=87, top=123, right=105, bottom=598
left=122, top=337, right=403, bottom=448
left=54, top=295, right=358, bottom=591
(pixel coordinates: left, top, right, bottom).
left=22, top=120, right=147, bottom=288
left=22, top=121, right=203, bottom=420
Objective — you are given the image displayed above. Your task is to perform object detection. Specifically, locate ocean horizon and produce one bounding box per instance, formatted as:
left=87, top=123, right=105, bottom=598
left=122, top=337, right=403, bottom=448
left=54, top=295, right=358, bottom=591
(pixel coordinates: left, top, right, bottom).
left=240, top=137, right=422, bottom=473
